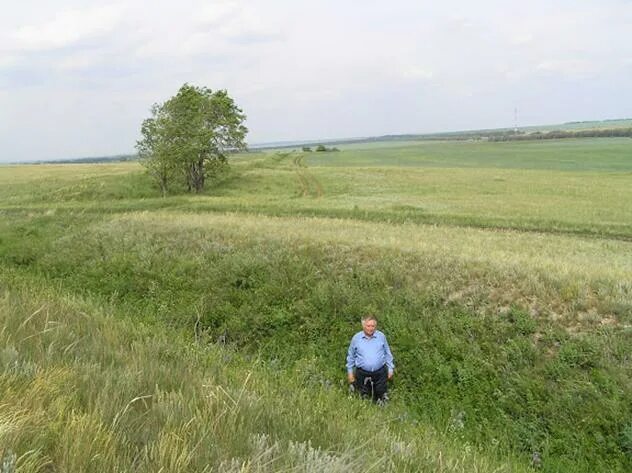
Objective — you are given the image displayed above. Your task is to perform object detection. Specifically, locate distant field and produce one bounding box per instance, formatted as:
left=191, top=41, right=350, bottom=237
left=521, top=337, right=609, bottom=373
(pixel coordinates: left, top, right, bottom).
left=227, top=139, right=632, bottom=241
left=1, top=138, right=631, bottom=472
left=4, top=139, right=632, bottom=239
left=306, top=137, right=632, bottom=170
left=525, top=118, right=632, bottom=132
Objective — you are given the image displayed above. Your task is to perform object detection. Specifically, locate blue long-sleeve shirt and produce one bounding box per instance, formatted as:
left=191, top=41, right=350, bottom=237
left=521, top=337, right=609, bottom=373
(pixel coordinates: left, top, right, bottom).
left=346, top=330, right=394, bottom=375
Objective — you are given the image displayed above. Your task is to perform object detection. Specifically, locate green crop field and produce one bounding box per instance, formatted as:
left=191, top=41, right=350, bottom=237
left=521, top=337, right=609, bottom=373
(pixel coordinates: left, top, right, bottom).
left=1, top=137, right=631, bottom=472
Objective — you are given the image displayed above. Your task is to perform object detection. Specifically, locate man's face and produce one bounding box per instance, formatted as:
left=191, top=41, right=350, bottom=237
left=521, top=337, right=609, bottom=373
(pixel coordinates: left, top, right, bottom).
left=362, top=319, right=377, bottom=337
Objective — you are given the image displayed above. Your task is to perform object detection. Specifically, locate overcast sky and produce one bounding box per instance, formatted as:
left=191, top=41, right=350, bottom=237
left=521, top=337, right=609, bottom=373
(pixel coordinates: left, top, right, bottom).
left=1, top=0, right=631, bottom=162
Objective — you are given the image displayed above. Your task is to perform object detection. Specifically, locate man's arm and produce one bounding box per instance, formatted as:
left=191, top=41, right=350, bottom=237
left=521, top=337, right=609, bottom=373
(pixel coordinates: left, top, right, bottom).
left=383, top=335, right=395, bottom=379
left=346, top=337, right=356, bottom=383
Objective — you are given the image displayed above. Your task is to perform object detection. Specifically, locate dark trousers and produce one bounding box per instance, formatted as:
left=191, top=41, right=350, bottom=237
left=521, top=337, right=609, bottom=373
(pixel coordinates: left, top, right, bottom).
left=354, top=365, right=388, bottom=402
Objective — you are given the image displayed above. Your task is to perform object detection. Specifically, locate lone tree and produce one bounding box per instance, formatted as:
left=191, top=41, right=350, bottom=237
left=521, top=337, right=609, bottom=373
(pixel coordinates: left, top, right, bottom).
left=137, top=84, right=248, bottom=195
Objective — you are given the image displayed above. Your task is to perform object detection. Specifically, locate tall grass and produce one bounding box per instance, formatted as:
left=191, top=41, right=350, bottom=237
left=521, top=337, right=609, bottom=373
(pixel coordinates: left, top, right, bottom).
left=120, top=211, right=632, bottom=312
left=0, top=278, right=525, bottom=472
left=1, top=208, right=630, bottom=471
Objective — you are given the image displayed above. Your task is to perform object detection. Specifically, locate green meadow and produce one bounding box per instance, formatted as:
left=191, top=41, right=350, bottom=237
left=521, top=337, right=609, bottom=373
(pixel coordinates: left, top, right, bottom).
left=1, top=137, right=631, bottom=472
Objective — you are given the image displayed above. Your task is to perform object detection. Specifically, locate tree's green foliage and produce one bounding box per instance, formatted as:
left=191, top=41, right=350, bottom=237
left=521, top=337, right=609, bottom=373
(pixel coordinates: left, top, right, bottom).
left=314, top=144, right=340, bottom=152
left=488, top=127, right=632, bottom=141
left=136, top=84, right=248, bottom=194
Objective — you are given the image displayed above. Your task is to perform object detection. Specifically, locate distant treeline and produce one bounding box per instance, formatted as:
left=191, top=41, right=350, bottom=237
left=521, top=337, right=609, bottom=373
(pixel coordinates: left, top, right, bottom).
left=373, top=127, right=632, bottom=142
left=253, top=126, right=632, bottom=152
left=302, top=144, right=340, bottom=152
left=35, top=154, right=138, bottom=164
left=563, top=118, right=632, bottom=125
left=251, top=118, right=632, bottom=151
left=487, top=128, right=632, bottom=142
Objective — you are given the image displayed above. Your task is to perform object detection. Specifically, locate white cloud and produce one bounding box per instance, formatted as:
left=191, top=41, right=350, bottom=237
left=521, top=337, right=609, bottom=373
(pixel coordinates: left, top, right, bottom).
left=56, top=52, right=101, bottom=72
left=196, top=1, right=238, bottom=27
left=132, top=2, right=282, bottom=61
left=509, top=33, right=534, bottom=46
left=536, top=59, right=598, bottom=78
left=0, top=55, right=19, bottom=68
left=6, top=4, right=125, bottom=52
left=399, top=66, right=434, bottom=82
left=1, top=0, right=632, bottom=161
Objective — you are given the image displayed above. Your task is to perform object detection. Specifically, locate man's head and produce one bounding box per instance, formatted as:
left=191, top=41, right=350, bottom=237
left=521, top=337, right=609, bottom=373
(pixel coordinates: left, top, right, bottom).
left=361, top=315, right=377, bottom=337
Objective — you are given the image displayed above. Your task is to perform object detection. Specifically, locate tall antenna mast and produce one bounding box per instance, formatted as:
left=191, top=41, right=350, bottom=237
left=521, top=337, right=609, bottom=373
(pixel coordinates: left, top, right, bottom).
left=514, top=107, right=518, bottom=134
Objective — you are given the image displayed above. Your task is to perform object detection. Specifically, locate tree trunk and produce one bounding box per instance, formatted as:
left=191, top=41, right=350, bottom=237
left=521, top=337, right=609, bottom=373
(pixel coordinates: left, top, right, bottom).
left=191, top=158, right=205, bottom=193
left=160, top=175, right=168, bottom=197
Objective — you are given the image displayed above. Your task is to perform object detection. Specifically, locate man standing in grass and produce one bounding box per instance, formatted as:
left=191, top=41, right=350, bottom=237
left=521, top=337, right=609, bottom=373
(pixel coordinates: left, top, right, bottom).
left=346, top=315, right=394, bottom=403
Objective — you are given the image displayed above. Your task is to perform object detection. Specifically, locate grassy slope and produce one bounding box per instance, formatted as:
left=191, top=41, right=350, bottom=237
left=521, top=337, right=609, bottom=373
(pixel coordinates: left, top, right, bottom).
left=1, top=138, right=631, bottom=472
left=2, top=277, right=521, bottom=472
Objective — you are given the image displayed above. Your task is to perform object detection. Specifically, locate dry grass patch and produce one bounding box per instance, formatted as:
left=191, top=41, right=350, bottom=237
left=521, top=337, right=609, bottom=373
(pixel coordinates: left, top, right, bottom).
left=108, top=211, right=632, bottom=325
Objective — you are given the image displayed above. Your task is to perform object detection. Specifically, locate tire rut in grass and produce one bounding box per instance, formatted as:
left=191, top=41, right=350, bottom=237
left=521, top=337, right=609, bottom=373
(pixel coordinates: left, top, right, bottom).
left=292, top=153, right=323, bottom=198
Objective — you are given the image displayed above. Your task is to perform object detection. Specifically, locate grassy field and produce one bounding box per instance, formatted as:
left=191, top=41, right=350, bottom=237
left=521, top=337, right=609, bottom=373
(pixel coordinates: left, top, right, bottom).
left=1, top=137, right=631, bottom=472
left=306, top=137, right=632, bottom=170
